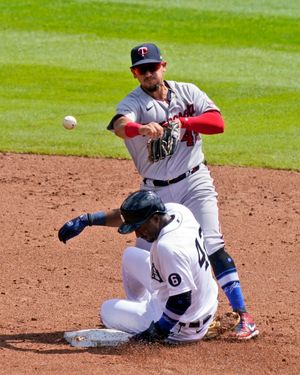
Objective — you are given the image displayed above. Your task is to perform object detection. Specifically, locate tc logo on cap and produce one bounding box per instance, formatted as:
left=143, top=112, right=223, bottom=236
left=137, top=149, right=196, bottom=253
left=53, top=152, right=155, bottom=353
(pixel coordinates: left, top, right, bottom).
left=138, top=47, right=148, bottom=57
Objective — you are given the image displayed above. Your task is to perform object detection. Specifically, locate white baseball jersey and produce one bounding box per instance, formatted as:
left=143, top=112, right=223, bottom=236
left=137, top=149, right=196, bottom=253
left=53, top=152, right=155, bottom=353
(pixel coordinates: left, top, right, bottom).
left=100, top=202, right=218, bottom=340
left=150, top=202, right=218, bottom=323
left=108, top=80, right=219, bottom=180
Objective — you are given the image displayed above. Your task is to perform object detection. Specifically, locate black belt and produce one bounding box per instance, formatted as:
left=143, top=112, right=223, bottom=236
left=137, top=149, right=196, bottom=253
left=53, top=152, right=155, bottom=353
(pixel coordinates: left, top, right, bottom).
left=143, top=165, right=200, bottom=187
left=178, top=315, right=211, bottom=329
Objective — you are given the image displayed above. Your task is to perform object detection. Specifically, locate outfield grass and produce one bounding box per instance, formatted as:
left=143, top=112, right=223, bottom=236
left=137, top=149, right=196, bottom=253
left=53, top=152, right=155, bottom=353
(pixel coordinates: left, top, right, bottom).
left=0, top=0, right=299, bottom=170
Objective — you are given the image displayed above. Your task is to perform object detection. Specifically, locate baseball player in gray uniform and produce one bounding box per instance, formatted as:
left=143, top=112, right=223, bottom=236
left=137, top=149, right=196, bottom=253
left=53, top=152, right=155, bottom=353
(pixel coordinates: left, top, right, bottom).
left=58, top=190, right=218, bottom=343
left=106, top=43, right=258, bottom=340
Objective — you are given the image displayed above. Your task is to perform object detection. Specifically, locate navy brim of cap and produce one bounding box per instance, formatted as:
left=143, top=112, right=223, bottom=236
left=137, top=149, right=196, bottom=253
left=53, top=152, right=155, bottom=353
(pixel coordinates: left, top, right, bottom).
left=131, top=59, right=162, bottom=68
left=118, top=221, right=143, bottom=234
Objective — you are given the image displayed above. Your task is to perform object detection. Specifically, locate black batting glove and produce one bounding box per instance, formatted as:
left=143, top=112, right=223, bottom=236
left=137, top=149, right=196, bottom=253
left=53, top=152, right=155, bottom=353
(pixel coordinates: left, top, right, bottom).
left=58, top=214, right=91, bottom=244
left=130, top=321, right=169, bottom=344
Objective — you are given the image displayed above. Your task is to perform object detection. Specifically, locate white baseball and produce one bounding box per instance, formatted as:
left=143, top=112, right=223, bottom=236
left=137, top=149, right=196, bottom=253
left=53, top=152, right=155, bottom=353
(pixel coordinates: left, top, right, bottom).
left=63, top=115, right=77, bottom=130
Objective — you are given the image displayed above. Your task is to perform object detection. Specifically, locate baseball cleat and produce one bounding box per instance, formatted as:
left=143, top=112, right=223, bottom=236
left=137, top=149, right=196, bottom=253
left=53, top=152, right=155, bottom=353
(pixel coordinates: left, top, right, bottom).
left=230, top=312, right=259, bottom=340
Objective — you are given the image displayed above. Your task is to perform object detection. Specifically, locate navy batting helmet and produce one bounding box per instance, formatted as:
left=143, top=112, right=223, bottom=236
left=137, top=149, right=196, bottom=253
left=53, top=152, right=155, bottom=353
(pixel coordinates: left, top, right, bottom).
left=118, top=190, right=166, bottom=234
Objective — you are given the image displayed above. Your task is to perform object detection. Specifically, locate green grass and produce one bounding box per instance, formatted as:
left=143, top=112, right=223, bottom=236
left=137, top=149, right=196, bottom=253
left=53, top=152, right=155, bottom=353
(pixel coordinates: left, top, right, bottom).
left=0, top=0, right=299, bottom=170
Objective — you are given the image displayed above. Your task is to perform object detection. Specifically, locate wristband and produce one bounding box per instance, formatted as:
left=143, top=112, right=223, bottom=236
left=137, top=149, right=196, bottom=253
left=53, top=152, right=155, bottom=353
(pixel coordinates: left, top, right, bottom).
left=157, top=313, right=178, bottom=334
left=87, top=211, right=106, bottom=226
left=124, top=122, right=142, bottom=138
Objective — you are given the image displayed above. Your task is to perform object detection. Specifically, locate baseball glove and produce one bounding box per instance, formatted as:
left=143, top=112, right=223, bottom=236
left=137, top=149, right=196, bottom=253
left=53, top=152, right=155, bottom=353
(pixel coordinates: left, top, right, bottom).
left=204, top=312, right=240, bottom=340
left=147, top=121, right=180, bottom=163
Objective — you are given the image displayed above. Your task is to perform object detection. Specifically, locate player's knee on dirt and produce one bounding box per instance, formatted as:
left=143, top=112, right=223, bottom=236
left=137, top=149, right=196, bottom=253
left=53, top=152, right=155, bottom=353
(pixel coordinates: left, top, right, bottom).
left=100, top=299, right=137, bottom=333
left=100, top=299, right=118, bottom=329
left=100, top=298, right=152, bottom=334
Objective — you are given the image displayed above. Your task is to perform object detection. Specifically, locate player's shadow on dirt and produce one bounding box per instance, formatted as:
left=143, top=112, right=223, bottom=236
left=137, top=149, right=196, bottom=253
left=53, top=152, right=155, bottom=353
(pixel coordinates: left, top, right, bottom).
left=0, top=331, right=166, bottom=355
left=0, top=331, right=133, bottom=355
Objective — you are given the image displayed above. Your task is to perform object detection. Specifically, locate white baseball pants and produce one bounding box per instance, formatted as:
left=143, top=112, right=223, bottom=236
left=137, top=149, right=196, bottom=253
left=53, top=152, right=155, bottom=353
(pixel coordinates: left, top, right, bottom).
left=100, top=247, right=217, bottom=343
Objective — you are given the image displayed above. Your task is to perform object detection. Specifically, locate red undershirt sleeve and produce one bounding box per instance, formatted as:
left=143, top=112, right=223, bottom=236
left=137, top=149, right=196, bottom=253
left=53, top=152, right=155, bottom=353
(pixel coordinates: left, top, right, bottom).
left=179, top=111, right=225, bottom=135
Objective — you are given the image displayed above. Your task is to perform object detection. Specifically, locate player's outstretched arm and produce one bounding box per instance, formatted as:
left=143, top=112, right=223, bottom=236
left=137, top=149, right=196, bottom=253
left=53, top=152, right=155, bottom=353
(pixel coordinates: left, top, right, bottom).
left=58, top=209, right=122, bottom=244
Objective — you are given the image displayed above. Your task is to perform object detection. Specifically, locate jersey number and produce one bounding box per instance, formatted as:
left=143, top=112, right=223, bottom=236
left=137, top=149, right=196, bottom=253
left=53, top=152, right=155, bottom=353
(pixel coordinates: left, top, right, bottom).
left=168, top=273, right=182, bottom=287
left=181, top=129, right=196, bottom=147
left=195, top=228, right=209, bottom=271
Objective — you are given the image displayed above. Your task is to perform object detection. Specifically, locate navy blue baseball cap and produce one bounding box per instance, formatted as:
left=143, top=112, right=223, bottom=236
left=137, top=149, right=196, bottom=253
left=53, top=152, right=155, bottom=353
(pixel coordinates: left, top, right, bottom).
left=130, top=43, right=163, bottom=68
left=118, top=190, right=166, bottom=234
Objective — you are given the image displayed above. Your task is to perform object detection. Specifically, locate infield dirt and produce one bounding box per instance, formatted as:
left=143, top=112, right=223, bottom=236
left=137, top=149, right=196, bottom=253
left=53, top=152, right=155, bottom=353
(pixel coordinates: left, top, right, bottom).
left=0, top=153, right=299, bottom=375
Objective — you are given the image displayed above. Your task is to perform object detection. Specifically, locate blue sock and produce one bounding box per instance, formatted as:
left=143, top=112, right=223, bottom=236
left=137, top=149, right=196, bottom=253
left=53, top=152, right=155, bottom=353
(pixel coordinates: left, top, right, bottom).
left=223, top=281, right=246, bottom=313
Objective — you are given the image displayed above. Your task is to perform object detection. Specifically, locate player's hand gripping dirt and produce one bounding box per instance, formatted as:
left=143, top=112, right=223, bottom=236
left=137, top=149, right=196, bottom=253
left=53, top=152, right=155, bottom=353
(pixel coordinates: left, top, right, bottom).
left=130, top=321, right=168, bottom=344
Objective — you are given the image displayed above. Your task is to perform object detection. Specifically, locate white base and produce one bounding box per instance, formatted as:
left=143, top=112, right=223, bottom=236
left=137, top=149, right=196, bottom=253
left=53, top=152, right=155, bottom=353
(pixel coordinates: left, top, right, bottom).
left=64, top=328, right=133, bottom=348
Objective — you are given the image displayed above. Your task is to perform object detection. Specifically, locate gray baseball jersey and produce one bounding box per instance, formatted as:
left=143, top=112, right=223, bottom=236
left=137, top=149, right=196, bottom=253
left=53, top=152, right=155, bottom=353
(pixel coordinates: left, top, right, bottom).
left=108, top=80, right=219, bottom=180
left=108, top=80, right=225, bottom=256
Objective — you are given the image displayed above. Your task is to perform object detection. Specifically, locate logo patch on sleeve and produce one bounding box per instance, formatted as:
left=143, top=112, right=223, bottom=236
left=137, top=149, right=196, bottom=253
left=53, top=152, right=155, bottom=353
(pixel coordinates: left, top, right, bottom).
left=151, top=263, right=163, bottom=282
left=168, top=273, right=182, bottom=287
